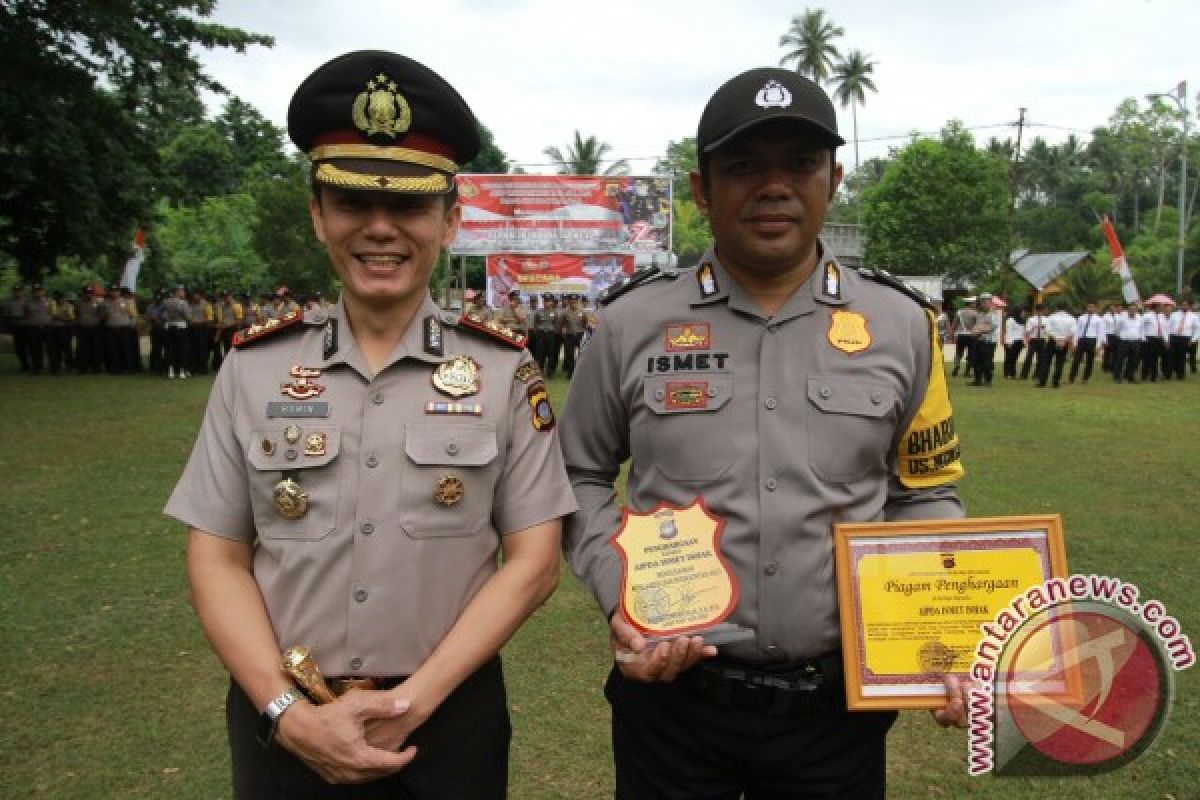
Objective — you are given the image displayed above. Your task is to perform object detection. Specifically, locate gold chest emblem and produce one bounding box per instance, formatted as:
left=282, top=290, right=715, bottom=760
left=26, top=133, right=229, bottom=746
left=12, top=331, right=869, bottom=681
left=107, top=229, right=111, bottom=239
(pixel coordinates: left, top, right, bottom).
left=352, top=72, right=412, bottom=138
left=828, top=310, right=871, bottom=355
left=433, top=355, right=481, bottom=398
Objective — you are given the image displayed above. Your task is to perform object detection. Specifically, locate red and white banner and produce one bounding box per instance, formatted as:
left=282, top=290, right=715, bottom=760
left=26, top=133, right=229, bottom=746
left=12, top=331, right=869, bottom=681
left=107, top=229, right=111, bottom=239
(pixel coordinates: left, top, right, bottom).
left=452, top=175, right=671, bottom=255
left=485, top=253, right=635, bottom=306
left=1099, top=216, right=1140, bottom=304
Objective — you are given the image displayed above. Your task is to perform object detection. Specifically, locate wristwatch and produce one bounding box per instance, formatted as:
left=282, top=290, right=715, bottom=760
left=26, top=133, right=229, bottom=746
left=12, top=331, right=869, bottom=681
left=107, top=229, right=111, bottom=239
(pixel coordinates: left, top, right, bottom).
left=256, top=687, right=304, bottom=748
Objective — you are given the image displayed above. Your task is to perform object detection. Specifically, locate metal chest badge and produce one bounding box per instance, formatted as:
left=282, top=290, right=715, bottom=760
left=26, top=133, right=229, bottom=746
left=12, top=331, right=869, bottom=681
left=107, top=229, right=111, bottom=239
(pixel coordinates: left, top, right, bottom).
left=828, top=310, right=871, bottom=355
left=273, top=478, right=309, bottom=519
left=434, top=475, right=465, bottom=507
left=281, top=365, right=326, bottom=400
left=432, top=355, right=481, bottom=398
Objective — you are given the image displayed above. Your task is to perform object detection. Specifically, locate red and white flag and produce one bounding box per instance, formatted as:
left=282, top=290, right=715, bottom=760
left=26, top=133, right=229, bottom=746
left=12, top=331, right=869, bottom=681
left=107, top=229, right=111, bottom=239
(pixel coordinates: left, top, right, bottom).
left=1100, top=216, right=1140, bottom=304
left=120, top=229, right=146, bottom=292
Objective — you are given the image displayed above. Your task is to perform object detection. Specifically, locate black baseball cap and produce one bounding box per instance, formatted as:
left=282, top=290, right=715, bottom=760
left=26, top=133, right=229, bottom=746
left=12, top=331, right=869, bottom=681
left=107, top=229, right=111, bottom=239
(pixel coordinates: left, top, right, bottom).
left=697, top=67, right=845, bottom=154
left=288, top=50, right=480, bottom=195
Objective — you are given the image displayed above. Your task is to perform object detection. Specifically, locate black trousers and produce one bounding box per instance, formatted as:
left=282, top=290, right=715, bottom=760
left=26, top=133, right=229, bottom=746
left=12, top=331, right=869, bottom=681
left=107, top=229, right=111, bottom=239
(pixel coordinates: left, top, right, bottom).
left=561, top=332, right=583, bottom=378
left=1002, top=341, right=1023, bottom=378
left=10, top=324, right=31, bottom=371
left=1102, top=334, right=1117, bottom=371
left=1189, top=340, right=1198, bottom=373
left=227, top=658, right=509, bottom=800
left=1068, top=338, right=1097, bottom=383
left=1037, top=342, right=1069, bottom=387
left=1020, top=339, right=1044, bottom=379
left=952, top=334, right=973, bottom=375
left=75, top=325, right=103, bottom=373
left=607, top=667, right=895, bottom=800
left=1140, top=337, right=1164, bottom=381
left=24, top=326, right=47, bottom=373
left=971, top=340, right=996, bottom=384
left=190, top=327, right=213, bottom=374
left=47, top=326, right=72, bottom=374
left=537, top=332, right=561, bottom=378
left=1165, top=335, right=1189, bottom=380
left=165, top=327, right=189, bottom=373
left=1113, top=340, right=1139, bottom=383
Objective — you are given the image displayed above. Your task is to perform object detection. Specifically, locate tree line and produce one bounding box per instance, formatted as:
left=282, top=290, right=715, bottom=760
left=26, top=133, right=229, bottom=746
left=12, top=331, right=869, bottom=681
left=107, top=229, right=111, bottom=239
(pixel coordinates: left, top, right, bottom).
left=2, top=4, right=1193, bottom=308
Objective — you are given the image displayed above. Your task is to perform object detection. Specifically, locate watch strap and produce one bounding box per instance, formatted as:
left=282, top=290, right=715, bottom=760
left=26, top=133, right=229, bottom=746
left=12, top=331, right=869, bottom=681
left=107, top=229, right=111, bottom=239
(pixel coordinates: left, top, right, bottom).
left=256, top=687, right=303, bottom=748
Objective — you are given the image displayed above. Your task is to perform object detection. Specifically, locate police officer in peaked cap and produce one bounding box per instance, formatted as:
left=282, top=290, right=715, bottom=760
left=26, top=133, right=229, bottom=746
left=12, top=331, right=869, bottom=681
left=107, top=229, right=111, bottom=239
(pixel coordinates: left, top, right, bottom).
left=167, top=50, right=574, bottom=798
left=561, top=67, right=969, bottom=798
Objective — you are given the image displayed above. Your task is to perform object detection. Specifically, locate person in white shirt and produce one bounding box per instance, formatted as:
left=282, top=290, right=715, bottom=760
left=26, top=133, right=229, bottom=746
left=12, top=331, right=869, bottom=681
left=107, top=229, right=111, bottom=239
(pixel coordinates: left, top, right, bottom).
left=1100, top=302, right=1120, bottom=373
left=1069, top=301, right=1105, bottom=383
left=1036, top=302, right=1076, bottom=388
left=1112, top=302, right=1144, bottom=384
left=1184, top=300, right=1200, bottom=375
left=1002, top=309, right=1026, bottom=379
left=1021, top=304, right=1049, bottom=380
left=1139, top=300, right=1170, bottom=382
left=1166, top=298, right=1197, bottom=381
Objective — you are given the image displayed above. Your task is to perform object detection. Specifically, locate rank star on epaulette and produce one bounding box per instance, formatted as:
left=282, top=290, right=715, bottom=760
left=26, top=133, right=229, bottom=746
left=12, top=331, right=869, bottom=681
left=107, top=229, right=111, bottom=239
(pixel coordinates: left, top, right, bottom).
left=424, top=315, right=444, bottom=356
left=458, top=310, right=526, bottom=349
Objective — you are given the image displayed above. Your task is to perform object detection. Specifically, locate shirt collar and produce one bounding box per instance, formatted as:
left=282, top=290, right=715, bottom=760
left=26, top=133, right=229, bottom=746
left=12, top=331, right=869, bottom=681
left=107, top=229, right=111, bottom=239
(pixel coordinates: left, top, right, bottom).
left=317, top=293, right=449, bottom=373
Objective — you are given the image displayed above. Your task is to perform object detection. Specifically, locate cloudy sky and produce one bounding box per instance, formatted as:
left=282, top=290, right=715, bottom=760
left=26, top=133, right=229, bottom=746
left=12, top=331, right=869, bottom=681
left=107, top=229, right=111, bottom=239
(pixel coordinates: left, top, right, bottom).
left=197, top=0, right=1193, bottom=174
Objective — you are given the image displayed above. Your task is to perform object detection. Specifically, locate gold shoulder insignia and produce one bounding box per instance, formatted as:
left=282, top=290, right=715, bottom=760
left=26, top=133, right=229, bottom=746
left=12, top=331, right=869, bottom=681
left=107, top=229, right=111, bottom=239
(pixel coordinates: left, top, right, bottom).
left=232, top=310, right=305, bottom=348
left=457, top=310, right=527, bottom=350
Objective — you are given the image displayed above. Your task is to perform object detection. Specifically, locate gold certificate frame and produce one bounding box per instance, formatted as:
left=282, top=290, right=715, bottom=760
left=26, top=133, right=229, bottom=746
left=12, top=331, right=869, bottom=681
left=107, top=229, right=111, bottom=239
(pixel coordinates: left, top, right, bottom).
left=834, top=515, right=1068, bottom=710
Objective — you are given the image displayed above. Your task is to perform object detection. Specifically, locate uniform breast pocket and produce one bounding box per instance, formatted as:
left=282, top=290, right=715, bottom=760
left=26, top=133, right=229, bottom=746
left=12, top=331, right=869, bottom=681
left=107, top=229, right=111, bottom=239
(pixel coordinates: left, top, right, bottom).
left=806, top=376, right=898, bottom=483
left=400, top=422, right=498, bottom=539
left=633, top=375, right=734, bottom=483
left=247, top=425, right=341, bottom=540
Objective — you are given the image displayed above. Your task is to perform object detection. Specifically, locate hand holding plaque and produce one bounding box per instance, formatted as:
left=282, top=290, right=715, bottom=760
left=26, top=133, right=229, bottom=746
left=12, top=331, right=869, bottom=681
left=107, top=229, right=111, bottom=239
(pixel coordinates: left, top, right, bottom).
left=610, top=497, right=753, bottom=646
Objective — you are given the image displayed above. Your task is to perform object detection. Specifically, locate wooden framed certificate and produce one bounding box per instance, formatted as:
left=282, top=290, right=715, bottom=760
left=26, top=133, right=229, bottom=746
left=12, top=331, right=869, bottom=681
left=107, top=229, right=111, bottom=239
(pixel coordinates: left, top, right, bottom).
left=834, top=515, right=1068, bottom=710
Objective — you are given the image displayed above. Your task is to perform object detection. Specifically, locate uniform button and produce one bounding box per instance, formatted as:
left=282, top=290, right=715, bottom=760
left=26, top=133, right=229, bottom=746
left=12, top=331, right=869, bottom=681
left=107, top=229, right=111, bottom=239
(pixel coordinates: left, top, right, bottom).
left=819, top=386, right=832, bottom=399
left=354, top=589, right=368, bottom=602
left=372, top=391, right=384, bottom=405
left=285, top=449, right=298, bottom=461
left=366, top=453, right=378, bottom=468
left=446, top=442, right=460, bottom=456
left=349, top=657, right=363, bottom=671
left=870, top=391, right=883, bottom=405
left=654, top=389, right=664, bottom=400
left=767, top=324, right=778, bottom=334
left=764, top=561, right=779, bottom=576
left=360, top=522, right=375, bottom=535
left=765, top=478, right=778, bottom=491
left=764, top=397, right=778, bottom=410
left=706, top=387, right=717, bottom=398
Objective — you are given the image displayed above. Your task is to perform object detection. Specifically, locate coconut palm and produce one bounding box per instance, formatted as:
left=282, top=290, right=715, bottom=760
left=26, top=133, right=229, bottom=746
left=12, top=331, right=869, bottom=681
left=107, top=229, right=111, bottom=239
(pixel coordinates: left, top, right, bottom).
left=778, top=9, right=844, bottom=84
left=542, top=131, right=629, bottom=176
left=831, top=49, right=878, bottom=174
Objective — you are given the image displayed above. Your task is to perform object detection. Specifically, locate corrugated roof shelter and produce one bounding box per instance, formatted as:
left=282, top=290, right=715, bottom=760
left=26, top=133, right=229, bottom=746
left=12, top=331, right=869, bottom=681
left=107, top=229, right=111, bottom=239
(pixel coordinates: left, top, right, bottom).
left=1010, top=249, right=1092, bottom=292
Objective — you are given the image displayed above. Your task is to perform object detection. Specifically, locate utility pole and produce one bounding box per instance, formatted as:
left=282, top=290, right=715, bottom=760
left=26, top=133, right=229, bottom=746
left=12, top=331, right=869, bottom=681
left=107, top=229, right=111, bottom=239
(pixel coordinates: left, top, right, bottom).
left=1001, top=108, right=1027, bottom=303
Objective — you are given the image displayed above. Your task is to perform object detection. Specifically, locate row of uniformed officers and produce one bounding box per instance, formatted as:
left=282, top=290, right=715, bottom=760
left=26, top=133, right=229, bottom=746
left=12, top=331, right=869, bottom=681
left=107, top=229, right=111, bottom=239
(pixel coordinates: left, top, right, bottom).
left=2, top=284, right=329, bottom=377
left=483, top=290, right=596, bottom=380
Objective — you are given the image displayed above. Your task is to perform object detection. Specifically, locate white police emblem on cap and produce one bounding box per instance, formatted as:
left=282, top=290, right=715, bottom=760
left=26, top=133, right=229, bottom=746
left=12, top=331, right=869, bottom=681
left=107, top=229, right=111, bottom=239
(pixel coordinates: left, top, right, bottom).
left=755, top=80, right=792, bottom=109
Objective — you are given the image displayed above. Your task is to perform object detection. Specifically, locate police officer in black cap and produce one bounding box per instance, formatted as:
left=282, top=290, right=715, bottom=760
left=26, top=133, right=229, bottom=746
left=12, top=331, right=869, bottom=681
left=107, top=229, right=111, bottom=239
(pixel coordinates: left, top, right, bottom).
left=562, top=67, right=969, bottom=799
left=169, top=50, right=572, bottom=799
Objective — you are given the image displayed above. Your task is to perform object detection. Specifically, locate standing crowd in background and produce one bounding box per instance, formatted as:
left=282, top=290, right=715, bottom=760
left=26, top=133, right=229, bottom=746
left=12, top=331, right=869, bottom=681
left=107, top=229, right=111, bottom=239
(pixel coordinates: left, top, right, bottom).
left=472, top=288, right=598, bottom=380
left=944, top=294, right=1198, bottom=388
left=2, top=283, right=329, bottom=378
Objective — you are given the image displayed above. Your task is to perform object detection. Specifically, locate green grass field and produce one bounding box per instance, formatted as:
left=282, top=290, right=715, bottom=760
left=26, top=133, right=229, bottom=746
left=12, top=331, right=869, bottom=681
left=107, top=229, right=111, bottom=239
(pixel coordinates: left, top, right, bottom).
left=1, top=356, right=1197, bottom=799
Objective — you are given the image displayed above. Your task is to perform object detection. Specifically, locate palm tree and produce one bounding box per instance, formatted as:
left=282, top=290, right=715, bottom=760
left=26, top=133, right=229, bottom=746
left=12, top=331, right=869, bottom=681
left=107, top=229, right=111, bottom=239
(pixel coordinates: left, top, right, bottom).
left=542, top=131, right=629, bottom=176
left=778, top=9, right=844, bottom=84
left=831, top=49, right=878, bottom=175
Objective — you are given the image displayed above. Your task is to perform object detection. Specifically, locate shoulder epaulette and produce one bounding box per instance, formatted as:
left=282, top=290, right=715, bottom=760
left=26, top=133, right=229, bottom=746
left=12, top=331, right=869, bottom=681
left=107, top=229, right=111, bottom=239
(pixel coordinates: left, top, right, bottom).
left=854, top=266, right=936, bottom=312
left=456, top=309, right=527, bottom=350
left=598, top=265, right=679, bottom=307
left=231, top=310, right=306, bottom=348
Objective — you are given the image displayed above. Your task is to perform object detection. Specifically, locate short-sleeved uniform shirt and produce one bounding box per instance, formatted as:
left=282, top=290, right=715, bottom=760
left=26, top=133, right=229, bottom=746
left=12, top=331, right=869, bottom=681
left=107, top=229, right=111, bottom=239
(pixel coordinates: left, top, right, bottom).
left=561, top=246, right=964, bottom=665
left=166, top=294, right=576, bottom=677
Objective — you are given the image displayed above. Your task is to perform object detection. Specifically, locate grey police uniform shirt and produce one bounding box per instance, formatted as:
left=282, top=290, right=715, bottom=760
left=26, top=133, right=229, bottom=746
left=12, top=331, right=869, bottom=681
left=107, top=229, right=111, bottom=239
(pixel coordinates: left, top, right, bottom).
left=560, top=246, right=965, bottom=664
left=165, top=294, right=576, bottom=677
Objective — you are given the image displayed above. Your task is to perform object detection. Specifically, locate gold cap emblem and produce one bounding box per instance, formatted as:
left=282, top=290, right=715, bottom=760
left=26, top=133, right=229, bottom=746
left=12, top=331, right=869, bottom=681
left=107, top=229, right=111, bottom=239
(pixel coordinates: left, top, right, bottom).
left=352, top=72, right=412, bottom=138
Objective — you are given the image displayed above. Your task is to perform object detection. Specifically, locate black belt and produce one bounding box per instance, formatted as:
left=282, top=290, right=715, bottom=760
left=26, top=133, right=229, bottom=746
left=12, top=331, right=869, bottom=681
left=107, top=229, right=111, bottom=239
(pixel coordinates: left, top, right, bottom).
left=680, top=653, right=844, bottom=717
